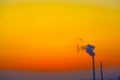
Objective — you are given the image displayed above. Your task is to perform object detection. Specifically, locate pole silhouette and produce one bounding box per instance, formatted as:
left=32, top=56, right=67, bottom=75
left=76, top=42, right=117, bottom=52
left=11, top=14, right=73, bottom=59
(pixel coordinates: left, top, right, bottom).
left=76, top=40, right=96, bottom=80
left=85, top=44, right=96, bottom=80
left=100, top=61, right=103, bottom=80
left=92, top=56, right=96, bottom=80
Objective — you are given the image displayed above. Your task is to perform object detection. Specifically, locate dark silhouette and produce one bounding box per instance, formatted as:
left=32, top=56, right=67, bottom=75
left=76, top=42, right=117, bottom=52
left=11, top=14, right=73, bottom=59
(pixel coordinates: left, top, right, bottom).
left=85, top=44, right=95, bottom=56
left=100, top=61, right=104, bottom=80
left=85, top=44, right=96, bottom=80
left=76, top=42, right=96, bottom=80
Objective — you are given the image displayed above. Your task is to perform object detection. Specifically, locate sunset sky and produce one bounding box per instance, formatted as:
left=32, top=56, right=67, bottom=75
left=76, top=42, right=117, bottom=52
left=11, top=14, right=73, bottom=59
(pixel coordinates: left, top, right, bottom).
left=0, top=0, right=120, bottom=71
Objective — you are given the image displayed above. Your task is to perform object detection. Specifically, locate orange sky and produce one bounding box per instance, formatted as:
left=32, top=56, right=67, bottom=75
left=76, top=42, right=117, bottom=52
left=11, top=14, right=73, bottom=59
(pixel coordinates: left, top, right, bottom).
left=0, top=2, right=120, bottom=71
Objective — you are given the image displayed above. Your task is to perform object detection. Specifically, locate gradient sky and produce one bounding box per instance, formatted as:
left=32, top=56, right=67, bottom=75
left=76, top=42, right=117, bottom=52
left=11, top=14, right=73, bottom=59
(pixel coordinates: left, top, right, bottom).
left=0, top=0, right=120, bottom=71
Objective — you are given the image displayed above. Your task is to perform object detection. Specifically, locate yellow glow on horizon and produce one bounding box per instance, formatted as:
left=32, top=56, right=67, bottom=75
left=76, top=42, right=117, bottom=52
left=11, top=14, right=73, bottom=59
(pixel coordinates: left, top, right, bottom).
left=0, top=2, right=120, bottom=71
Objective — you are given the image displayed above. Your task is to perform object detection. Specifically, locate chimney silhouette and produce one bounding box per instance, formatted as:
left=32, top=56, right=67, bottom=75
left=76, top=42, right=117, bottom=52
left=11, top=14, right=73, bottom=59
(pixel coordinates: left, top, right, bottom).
left=100, top=61, right=104, bottom=80
left=76, top=39, right=96, bottom=80
left=85, top=44, right=96, bottom=80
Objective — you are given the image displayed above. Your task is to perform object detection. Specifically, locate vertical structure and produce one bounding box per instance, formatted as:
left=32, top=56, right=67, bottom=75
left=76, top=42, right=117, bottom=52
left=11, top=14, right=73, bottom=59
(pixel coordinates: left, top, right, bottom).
left=85, top=44, right=96, bottom=80
left=100, top=61, right=103, bottom=80
left=76, top=41, right=96, bottom=80
left=92, top=56, right=96, bottom=80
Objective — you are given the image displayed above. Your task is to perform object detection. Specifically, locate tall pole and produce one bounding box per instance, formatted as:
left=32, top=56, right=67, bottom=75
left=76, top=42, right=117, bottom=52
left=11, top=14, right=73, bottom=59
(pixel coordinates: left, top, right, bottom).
left=100, top=61, right=103, bottom=80
left=77, top=43, right=96, bottom=80
left=92, top=56, right=96, bottom=80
